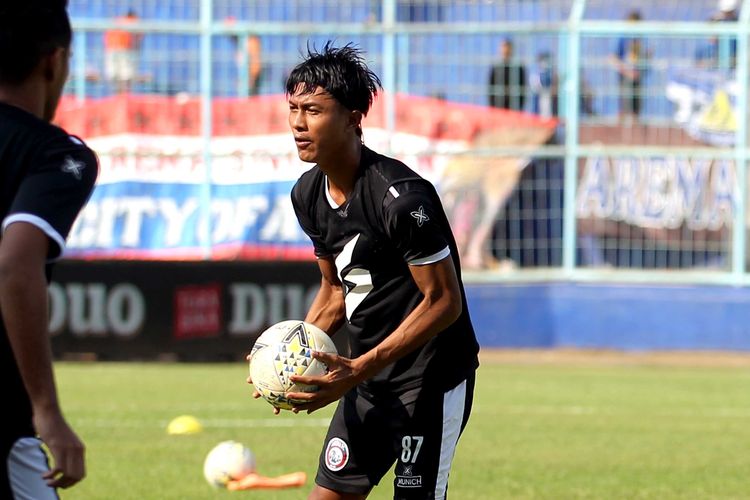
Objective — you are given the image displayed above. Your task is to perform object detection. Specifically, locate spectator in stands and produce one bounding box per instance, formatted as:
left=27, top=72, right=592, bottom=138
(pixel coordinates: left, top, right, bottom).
left=530, top=51, right=558, bottom=118
left=231, top=34, right=263, bottom=96
left=695, top=0, right=738, bottom=69
left=610, top=10, right=649, bottom=123
left=580, top=69, right=596, bottom=116
left=104, top=9, right=141, bottom=93
left=713, top=0, right=740, bottom=22
left=488, top=38, right=527, bottom=111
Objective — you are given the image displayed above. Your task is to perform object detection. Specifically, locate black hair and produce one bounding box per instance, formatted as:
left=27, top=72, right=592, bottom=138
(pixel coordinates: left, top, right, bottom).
left=627, top=10, right=642, bottom=21
left=0, top=0, right=72, bottom=85
left=285, top=41, right=382, bottom=118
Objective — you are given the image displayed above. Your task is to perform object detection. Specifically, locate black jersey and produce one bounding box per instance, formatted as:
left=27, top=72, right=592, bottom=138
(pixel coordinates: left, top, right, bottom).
left=0, top=102, right=98, bottom=438
left=292, top=146, right=479, bottom=393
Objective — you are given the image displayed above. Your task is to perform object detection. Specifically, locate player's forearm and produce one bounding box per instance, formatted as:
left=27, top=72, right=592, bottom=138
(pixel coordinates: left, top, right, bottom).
left=356, top=291, right=461, bottom=382
left=0, top=263, right=60, bottom=413
left=304, top=282, right=345, bottom=336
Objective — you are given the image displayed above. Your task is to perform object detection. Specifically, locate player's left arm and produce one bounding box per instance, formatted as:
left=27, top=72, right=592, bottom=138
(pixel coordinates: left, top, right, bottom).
left=356, top=255, right=462, bottom=377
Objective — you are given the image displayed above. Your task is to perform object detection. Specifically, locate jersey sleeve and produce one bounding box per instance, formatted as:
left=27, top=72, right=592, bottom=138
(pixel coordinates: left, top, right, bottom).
left=383, top=180, right=451, bottom=265
left=291, top=180, right=330, bottom=257
left=3, top=135, right=98, bottom=260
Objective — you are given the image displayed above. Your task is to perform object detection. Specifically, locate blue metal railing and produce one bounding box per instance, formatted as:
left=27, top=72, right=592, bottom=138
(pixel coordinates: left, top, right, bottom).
left=68, top=0, right=750, bottom=284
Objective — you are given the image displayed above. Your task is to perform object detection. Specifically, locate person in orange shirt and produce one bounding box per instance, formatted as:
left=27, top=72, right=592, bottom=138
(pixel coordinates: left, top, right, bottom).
left=245, top=35, right=263, bottom=96
left=104, top=9, right=141, bottom=93
left=231, top=34, right=263, bottom=96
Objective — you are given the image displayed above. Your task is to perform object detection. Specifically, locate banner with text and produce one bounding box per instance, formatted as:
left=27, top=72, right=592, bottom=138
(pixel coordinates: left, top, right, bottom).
left=54, top=94, right=557, bottom=262
left=666, top=68, right=737, bottom=147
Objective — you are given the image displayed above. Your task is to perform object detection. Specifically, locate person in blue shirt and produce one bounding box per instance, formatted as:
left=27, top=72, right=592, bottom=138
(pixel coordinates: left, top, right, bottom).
left=530, top=51, right=558, bottom=118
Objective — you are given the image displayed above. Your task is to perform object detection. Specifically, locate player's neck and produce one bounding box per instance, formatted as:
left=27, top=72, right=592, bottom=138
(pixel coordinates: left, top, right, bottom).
left=0, top=82, right=47, bottom=121
left=319, top=141, right=362, bottom=204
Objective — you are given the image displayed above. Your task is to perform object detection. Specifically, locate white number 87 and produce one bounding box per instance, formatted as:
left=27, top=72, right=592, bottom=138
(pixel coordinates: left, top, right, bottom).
left=400, top=435, right=424, bottom=463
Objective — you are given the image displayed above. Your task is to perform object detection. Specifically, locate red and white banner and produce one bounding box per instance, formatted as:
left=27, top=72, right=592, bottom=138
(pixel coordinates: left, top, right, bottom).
left=54, top=93, right=557, bottom=264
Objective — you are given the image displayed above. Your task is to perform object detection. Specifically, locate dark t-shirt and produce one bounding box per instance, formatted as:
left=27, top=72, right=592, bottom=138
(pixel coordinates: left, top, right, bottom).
left=0, top=103, right=98, bottom=439
left=489, top=61, right=527, bottom=110
left=291, top=146, right=479, bottom=394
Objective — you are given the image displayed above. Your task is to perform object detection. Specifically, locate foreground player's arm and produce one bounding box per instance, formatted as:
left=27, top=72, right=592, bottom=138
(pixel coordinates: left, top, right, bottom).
left=304, top=256, right=346, bottom=335
left=289, top=182, right=343, bottom=335
left=0, top=223, right=85, bottom=488
left=355, top=256, right=461, bottom=379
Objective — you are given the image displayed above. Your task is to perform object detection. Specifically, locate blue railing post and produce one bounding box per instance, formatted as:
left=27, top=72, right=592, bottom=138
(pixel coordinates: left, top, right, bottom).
left=74, top=31, right=87, bottom=101
left=199, top=0, right=213, bottom=259
left=732, top=1, right=749, bottom=283
left=382, top=0, right=397, bottom=155
left=562, top=0, right=586, bottom=274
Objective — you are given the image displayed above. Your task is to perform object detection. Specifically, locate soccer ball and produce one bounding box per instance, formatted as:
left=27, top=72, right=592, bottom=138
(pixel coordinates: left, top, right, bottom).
left=249, top=320, right=304, bottom=358
left=249, top=320, right=337, bottom=410
left=202, top=440, right=255, bottom=488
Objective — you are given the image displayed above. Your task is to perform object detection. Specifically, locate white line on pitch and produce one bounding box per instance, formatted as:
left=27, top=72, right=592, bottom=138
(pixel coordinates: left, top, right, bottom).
left=473, top=405, right=750, bottom=418
left=74, top=417, right=332, bottom=429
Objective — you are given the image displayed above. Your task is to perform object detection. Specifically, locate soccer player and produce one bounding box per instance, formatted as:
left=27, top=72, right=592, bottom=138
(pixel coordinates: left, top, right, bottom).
left=0, top=2, right=98, bottom=498
left=282, top=42, right=480, bottom=499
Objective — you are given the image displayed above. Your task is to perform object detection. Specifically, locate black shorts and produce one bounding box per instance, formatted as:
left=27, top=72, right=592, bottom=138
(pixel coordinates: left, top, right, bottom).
left=619, top=77, right=641, bottom=115
left=315, top=372, right=475, bottom=499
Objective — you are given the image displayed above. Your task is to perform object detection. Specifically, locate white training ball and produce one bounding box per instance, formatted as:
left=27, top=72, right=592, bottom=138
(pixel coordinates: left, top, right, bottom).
left=249, top=319, right=304, bottom=358
left=202, top=440, right=255, bottom=488
left=249, top=320, right=337, bottom=411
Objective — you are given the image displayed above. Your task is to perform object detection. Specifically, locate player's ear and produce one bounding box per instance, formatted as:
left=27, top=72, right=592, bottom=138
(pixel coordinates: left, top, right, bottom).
left=42, top=47, right=69, bottom=83
left=349, top=110, right=363, bottom=132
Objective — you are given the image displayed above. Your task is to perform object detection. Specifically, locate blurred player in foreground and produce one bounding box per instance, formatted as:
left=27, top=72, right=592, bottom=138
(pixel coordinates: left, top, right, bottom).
left=281, top=42, right=479, bottom=499
left=0, top=1, right=98, bottom=498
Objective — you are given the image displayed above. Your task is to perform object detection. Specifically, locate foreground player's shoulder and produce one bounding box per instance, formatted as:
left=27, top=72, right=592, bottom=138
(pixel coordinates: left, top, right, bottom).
left=382, top=178, right=443, bottom=233
left=291, top=165, right=324, bottom=208
left=363, top=148, right=423, bottom=200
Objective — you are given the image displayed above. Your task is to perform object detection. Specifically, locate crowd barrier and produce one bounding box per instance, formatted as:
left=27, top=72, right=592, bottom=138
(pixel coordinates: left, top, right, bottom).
left=50, top=260, right=750, bottom=359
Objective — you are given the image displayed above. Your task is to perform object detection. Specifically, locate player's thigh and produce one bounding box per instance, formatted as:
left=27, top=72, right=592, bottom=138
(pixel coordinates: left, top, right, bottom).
left=393, top=375, right=475, bottom=500
left=2, top=436, right=58, bottom=500
left=315, top=390, right=400, bottom=495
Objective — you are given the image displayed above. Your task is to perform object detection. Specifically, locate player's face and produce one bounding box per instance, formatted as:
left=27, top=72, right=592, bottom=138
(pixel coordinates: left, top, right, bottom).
left=288, top=84, right=357, bottom=165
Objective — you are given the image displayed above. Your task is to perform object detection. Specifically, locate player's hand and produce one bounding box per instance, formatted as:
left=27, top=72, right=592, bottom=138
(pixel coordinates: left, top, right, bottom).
left=286, top=351, right=363, bottom=414
left=246, top=354, right=280, bottom=415
left=33, top=409, right=86, bottom=489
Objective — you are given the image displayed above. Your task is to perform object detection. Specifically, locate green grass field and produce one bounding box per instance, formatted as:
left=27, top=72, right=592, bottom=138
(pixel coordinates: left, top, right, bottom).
left=56, top=353, right=750, bottom=499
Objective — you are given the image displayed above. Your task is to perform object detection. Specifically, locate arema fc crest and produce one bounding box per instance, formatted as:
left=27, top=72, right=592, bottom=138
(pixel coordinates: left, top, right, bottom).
left=324, top=437, right=349, bottom=472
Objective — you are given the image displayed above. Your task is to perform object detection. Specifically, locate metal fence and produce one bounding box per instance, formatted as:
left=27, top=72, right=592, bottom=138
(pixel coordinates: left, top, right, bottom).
left=64, top=0, right=750, bottom=284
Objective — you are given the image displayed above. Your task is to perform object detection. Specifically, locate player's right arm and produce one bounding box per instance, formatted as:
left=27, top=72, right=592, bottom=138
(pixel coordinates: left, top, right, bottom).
left=289, top=178, right=344, bottom=336
left=304, top=256, right=345, bottom=336
left=246, top=256, right=343, bottom=414
left=0, top=223, right=85, bottom=489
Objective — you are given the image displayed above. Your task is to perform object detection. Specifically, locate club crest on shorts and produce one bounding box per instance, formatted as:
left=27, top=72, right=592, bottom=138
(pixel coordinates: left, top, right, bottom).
left=324, top=437, right=349, bottom=471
